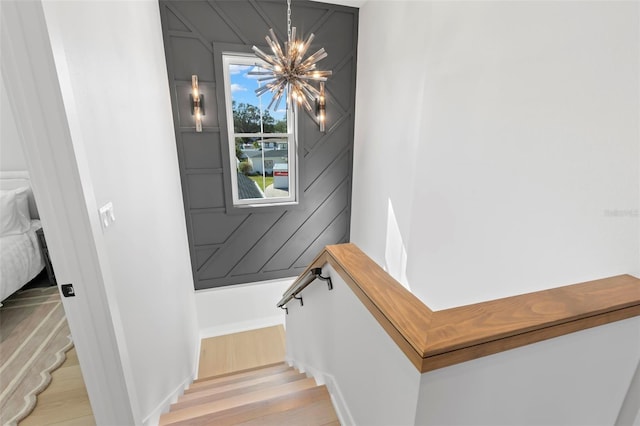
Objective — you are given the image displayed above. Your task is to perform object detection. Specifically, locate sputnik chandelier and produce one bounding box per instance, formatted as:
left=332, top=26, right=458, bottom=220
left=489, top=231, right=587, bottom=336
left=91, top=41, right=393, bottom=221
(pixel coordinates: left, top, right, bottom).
left=249, top=0, right=331, bottom=130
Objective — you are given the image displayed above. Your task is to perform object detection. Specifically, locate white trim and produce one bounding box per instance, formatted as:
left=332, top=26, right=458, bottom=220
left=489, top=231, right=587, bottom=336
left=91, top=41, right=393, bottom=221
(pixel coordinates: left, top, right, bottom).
left=142, top=373, right=193, bottom=426
left=309, top=0, right=366, bottom=8
left=199, top=314, right=285, bottom=341
left=221, top=53, right=298, bottom=207
left=0, top=171, right=29, bottom=180
left=1, top=1, right=135, bottom=423
left=143, top=330, right=200, bottom=425
left=137, top=242, right=201, bottom=422
left=286, top=357, right=355, bottom=426
left=193, top=335, right=202, bottom=380
left=194, top=275, right=297, bottom=294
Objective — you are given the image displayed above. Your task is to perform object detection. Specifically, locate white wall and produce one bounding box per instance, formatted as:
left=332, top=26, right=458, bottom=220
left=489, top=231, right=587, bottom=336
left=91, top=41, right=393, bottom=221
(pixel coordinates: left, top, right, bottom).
left=416, top=317, right=640, bottom=425
left=0, top=77, right=27, bottom=170
left=617, top=360, right=640, bottom=426
left=195, top=278, right=291, bottom=339
left=286, top=264, right=422, bottom=426
left=41, top=1, right=199, bottom=424
left=284, top=261, right=640, bottom=425
left=352, top=1, right=640, bottom=310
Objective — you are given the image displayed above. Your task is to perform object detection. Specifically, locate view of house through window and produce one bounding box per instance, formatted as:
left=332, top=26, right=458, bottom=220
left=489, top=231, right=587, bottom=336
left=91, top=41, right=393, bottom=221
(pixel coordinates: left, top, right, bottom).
left=223, top=54, right=296, bottom=206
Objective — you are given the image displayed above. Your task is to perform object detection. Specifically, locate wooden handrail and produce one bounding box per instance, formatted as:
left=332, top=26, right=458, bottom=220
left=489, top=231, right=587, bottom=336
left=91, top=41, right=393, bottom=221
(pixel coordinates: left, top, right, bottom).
left=277, top=268, right=332, bottom=309
left=283, top=243, right=640, bottom=373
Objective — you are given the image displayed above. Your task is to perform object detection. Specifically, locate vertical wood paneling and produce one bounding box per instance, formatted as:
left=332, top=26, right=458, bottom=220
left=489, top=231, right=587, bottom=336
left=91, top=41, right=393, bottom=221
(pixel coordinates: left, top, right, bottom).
left=181, top=132, right=223, bottom=169
left=159, top=0, right=358, bottom=289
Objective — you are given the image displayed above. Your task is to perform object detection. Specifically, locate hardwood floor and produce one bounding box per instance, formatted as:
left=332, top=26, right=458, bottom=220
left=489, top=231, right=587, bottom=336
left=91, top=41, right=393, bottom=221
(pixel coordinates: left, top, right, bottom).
left=20, top=325, right=286, bottom=425
left=20, top=347, right=95, bottom=426
left=160, top=327, right=338, bottom=426
left=198, top=325, right=286, bottom=379
left=8, top=276, right=95, bottom=425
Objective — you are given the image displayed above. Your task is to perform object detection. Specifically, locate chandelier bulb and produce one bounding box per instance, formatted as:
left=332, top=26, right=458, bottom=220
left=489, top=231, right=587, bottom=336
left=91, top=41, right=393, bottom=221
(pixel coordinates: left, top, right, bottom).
left=249, top=0, right=332, bottom=133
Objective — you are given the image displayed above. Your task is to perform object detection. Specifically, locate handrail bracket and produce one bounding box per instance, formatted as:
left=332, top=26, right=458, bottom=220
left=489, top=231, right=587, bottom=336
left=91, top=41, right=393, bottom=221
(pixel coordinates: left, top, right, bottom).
left=277, top=266, right=333, bottom=311
left=312, top=267, right=333, bottom=290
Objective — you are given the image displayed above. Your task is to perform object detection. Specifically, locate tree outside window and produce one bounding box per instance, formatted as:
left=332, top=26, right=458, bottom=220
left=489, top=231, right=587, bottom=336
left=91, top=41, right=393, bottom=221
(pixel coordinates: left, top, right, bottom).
left=223, top=54, right=296, bottom=206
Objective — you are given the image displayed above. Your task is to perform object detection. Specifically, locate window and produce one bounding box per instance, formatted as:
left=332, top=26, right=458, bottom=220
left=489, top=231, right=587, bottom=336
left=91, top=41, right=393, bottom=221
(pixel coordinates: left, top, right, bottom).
left=222, top=54, right=297, bottom=207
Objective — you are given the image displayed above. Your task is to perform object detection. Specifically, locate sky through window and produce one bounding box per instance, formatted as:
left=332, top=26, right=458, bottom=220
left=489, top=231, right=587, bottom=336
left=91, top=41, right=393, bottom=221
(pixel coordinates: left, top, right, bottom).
left=229, top=64, right=288, bottom=124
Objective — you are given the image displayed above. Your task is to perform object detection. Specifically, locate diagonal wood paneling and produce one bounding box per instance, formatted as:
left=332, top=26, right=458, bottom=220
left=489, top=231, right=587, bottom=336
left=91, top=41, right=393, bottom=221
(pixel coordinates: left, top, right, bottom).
left=170, top=1, right=243, bottom=44
left=165, top=5, right=215, bottom=53
left=292, top=208, right=350, bottom=268
left=264, top=179, right=351, bottom=272
left=198, top=211, right=284, bottom=279
left=195, top=247, right=218, bottom=271
left=159, top=0, right=358, bottom=289
left=302, top=116, right=351, bottom=189
left=228, top=150, right=351, bottom=276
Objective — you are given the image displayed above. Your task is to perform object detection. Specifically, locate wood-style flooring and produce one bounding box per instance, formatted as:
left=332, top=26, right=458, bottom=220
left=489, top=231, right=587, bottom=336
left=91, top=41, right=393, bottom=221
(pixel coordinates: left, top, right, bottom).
left=20, top=347, right=95, bottom=426
left=198, top=325, right=286, bottom=379
left=19, top=325, right=286, bottom=425
left=13, top=274, right=95, bottom=425
left=160, top=326, right=339, bottom=425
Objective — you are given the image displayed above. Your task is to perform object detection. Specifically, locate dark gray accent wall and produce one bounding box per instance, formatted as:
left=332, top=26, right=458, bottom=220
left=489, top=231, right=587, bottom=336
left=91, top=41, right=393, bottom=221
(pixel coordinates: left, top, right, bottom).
left=159, top=0, right=358, bottom=289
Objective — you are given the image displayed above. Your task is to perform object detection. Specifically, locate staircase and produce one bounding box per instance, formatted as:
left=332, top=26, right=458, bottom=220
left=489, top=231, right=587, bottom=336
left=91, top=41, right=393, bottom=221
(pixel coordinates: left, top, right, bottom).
left=159, top=362, right=339, bottom=425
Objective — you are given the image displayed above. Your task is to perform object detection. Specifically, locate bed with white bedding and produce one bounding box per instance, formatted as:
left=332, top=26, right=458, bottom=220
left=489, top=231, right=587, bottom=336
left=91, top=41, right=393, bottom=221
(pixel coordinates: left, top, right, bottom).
left=0, top=171, right=45, bottom=303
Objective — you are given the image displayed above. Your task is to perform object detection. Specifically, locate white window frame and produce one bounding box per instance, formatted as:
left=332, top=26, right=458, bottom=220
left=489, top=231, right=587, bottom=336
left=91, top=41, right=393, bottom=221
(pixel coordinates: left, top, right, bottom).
left=222, top=53, right=298, bottom=207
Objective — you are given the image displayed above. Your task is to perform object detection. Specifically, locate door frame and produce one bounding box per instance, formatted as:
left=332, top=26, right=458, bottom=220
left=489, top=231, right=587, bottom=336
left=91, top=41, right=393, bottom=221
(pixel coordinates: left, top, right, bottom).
left=1, top=1, right=136, bottom=423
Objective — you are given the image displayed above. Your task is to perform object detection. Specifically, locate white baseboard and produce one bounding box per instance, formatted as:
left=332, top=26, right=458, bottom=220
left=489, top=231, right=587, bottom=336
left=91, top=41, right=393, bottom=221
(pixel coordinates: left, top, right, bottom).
left=198, top=315, right=285, bottom=340
left=286, top=357, right=354, bottom=426
left=193, top=335, right=201, bottom=381
left=142, top=373, right=192, bottom=426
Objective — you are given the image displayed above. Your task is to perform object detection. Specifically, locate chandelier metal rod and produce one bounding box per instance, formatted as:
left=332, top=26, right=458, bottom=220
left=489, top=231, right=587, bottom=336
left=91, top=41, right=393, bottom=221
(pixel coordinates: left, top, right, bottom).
left=287, top=0, right=292, bottom=43
left=248, top=0, right=332, bottom=124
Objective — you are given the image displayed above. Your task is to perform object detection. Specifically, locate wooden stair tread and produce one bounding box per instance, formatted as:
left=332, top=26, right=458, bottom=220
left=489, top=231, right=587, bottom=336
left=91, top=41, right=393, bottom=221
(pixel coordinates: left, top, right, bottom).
left=233, top=397, right=338, bottom=426
left=161, top=385, right=333, bottom=426
left=188, top=363, right=291, bottom=391
left=165, top=327, right=339, bottom=426
left=179, top=369, right=301, bottom=402
left=171, top=371, right=308, bottom=411
left=159, top=377, right=318, bottom=425
left=193, top=362, right=286, bottom=384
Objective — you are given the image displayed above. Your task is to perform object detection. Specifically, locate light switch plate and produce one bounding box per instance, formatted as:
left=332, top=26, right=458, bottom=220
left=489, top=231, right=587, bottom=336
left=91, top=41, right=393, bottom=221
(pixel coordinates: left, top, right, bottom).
left=99, top=202, right=115, bottom=229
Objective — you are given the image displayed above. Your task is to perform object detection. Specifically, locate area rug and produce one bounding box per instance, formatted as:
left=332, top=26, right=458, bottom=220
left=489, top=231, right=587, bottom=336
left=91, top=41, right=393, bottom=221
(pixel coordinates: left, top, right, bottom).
left=0, top=286, right=73, bottom=426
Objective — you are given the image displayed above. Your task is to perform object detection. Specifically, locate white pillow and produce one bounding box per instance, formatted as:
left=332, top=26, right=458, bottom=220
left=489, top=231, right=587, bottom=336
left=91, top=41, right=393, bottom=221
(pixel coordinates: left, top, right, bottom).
left=0, top=188, right=31, bottom=236
left=13, top=187, right=30, bottom=220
